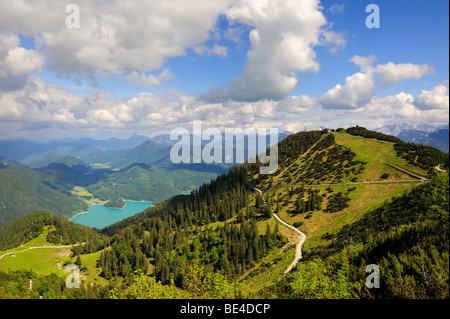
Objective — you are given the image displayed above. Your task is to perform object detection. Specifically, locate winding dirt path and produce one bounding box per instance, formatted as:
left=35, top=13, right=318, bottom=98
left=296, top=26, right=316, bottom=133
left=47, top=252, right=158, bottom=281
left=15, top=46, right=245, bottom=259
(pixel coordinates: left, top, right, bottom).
left=254, top=187, right=306, bottom=274
left=272, top=212, right=306, bottom=274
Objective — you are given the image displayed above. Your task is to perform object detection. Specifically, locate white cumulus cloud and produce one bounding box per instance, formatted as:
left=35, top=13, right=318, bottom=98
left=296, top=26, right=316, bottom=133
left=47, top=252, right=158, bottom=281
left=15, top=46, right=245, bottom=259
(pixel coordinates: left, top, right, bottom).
left=373, top=62, right=435, bottom=87
left=320, top=72, right=376, bottom=109
left=321, top=55, right=435, bottom=109
left=414, top=82, right=449, bottom=110
left=125, top=69, right=175, bottom=87
left=0, top=33, right=44, bottom=92
left=201, top=0, right=344, bottom=101
left=0, top=0, right=232, bottom=77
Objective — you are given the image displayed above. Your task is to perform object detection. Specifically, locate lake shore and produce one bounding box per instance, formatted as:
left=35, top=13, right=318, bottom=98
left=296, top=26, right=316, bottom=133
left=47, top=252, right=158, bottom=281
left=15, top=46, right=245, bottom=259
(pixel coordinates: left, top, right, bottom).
left=69, top=199, right=153, bottom=221
left=69, top=203, right=102, bottom=221
left=69, top=200, right=153, bottom=227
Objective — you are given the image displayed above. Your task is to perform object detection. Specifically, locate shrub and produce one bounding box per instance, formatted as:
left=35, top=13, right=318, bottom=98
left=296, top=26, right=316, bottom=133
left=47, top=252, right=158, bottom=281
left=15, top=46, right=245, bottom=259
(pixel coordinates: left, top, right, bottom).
left=293, top=221, right=304, bottom=228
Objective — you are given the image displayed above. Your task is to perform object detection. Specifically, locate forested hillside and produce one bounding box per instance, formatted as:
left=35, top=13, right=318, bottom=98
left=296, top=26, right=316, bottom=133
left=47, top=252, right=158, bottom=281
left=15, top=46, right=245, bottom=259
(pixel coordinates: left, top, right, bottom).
left=85, top=163, right=218, bottom=204
left=98, top=164, right=287, bottom=283
left=0, top=164, right=89, bottom=227
left=0, top=128, right=448, bottom=299
left=0, top=160, right=218, bottom=227
left=0, top=211, right=106, bottom=252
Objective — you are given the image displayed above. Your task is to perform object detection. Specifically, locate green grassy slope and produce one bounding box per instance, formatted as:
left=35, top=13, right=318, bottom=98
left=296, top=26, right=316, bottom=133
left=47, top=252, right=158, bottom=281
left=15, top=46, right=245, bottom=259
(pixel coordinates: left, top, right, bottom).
left=0, top=211, right=111, bottom=298
left=258, top=172, right=448, bottom=299
left=333, top=131, right=429, bottom=180
left=258, top=130, right=446, bottom=253
left=240, top=129, right=447, bottom=294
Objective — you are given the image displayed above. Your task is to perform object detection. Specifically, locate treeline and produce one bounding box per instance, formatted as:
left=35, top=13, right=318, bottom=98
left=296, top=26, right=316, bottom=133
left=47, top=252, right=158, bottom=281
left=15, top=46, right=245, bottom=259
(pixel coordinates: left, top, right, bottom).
left=0, top=211, right=54, bottom=251
left=341, top=173, right=449, bottom=298
left=102, top=164, right=253, bottom=235
left=0, top=263, right=242, bottom=299
left=346, top=126, right=403, bottom=143
left=283, top=133, right=366, bottom=185
left=98, top=213, right=284, bottom=284
left=47, top=215, right=107, bottom=255
left=394, top=142, right=449, bottom=171
left=326, top=172, right=449, bottom=257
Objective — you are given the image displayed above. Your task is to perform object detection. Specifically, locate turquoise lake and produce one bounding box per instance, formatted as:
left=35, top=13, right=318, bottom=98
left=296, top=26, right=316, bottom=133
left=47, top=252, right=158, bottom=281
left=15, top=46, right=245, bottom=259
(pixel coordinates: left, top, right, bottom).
left=71, top=201, right=152, bottom=229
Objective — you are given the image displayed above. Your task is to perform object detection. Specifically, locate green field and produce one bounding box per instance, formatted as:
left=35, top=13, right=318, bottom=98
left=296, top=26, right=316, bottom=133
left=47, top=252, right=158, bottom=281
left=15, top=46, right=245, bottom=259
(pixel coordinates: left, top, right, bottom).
left=0, top=226, right=107, bottom=285
left=333, top=132, right=428, bottom=181
left=0, top=229, right=72, bottom=276
left=70, top=186, right=106, bottom=208
left=70, top=186, right=94, bottom=198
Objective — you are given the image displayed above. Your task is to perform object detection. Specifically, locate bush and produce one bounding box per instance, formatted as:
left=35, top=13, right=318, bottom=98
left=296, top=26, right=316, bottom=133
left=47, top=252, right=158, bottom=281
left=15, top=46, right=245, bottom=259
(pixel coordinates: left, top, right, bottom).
left=293, top=221, right=304, bottom=228
left=325, top=192, right=350, bottom=213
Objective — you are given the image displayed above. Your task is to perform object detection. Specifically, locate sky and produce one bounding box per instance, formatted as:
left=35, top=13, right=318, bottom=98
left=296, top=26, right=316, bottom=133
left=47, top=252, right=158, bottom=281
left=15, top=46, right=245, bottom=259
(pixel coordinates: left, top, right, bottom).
left=0, top=0, right=448, bottom=141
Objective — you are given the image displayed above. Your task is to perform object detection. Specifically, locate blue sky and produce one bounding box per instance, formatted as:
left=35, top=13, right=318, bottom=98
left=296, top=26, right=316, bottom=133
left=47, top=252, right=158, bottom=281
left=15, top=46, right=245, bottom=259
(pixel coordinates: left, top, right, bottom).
left=0, top=0, right=448, bottom=140
left=306, top=0, right=449, bottom=95
left=43, top=0, right=449, bottom=99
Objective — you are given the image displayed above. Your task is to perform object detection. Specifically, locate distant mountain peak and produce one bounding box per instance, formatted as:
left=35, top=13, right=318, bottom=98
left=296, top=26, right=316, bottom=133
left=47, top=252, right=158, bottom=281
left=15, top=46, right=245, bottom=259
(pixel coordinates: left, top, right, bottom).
left=375, top=123, right=447, bottom=137
left=374, top=123, right=449, bottom=153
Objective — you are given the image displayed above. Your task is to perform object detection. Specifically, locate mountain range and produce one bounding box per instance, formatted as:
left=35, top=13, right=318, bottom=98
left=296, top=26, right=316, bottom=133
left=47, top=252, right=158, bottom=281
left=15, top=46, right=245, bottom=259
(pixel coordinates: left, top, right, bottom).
left=0, top=158, right=218, bottom=227
left=0, top=131, right=289, bottom=227
left=0, top=133, right=151, bottom=162
left=375, top=123, right=449, bottom=152
left=1, top=131, right=290, bottom=169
